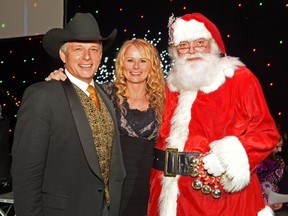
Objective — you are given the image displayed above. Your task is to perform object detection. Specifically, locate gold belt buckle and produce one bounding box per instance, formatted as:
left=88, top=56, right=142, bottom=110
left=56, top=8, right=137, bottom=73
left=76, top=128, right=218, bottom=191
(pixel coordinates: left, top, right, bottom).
left=164, top=148, right=178, bottom=177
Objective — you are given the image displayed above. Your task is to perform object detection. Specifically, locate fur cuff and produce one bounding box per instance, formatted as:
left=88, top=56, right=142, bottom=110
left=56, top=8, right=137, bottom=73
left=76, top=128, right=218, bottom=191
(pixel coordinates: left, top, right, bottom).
left=258, top=206, right=274, bottom=216
left=209, top=136, right=250, bottom=192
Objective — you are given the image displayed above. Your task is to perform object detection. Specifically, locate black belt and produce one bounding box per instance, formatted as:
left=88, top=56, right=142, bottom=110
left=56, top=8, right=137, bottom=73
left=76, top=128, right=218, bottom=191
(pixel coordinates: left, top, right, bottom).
left=153, top=148, right=200, bottom=177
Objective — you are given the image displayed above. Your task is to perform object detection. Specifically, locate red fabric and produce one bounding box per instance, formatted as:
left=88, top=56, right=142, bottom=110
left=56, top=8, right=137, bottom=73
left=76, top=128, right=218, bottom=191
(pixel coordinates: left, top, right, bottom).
left=148, top=66, right=279, bottom=216
left=181, top=13, right=226, bottom=54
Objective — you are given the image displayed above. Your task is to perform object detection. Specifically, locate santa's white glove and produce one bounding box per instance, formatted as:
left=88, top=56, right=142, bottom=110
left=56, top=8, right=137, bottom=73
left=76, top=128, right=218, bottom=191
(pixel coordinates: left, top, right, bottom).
left=202, top=153, right=225, bottom=177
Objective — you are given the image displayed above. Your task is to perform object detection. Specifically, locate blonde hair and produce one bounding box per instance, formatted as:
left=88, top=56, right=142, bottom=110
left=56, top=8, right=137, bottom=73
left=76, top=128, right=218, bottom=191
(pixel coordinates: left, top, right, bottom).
left=114, top=38, right=165, bottom=123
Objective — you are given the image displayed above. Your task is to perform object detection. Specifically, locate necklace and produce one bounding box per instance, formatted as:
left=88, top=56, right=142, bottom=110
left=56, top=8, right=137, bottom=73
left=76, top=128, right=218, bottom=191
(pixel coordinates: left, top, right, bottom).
left=127, top=95, right=149, bottom=111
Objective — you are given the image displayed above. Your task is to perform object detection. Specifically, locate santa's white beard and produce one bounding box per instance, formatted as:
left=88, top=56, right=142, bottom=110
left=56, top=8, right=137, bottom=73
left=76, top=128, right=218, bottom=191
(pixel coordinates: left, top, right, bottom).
left=168, top=53, right=222, bottom=92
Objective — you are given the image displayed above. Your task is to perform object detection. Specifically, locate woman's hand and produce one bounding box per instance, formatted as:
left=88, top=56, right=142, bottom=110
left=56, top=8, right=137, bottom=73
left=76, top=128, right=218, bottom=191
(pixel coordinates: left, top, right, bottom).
left=270, top=203, right=283, bottom=211
left=45, top=68, right=67, bottom=81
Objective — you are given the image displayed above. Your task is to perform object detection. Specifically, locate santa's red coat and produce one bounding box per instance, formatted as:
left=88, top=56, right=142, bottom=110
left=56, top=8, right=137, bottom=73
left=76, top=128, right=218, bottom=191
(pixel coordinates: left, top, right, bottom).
left=148, top=66, right=279, bottom=216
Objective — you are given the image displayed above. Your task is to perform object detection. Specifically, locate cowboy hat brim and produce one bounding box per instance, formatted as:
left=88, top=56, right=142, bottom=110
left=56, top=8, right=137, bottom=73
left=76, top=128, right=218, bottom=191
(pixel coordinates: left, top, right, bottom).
left=43, top=28, right=117, bottom=59
left=42, top=13, right=117, bottom=59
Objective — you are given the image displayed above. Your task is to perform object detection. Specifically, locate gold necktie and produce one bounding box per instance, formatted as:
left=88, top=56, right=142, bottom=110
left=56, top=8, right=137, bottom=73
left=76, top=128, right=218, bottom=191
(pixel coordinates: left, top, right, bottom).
left=87, top=85, right=101, bottom=109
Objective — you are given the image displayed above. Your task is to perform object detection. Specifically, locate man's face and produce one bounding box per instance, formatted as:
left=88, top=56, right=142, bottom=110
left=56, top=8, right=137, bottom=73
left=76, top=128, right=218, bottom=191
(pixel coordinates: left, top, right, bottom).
left=59, top=42, right=102, bottom=83
left=175, top=38, right=211, bottom=61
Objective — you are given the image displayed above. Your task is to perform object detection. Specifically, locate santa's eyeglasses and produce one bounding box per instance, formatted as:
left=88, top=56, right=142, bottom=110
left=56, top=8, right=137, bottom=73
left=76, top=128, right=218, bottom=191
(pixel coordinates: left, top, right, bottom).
left=176, top=38, right=209, bottom=54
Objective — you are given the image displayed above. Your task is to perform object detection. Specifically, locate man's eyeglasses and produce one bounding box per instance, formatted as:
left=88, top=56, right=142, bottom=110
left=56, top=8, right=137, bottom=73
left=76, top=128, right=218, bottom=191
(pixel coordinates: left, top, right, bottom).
left=176, top=38, right=209, bottom=54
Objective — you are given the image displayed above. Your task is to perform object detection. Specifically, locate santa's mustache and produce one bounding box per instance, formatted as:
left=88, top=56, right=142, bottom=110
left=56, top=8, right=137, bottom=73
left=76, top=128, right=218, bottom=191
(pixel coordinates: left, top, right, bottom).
left=183, top=51, right=222, bottom=63
left=184, top=52, right=204, bottom=61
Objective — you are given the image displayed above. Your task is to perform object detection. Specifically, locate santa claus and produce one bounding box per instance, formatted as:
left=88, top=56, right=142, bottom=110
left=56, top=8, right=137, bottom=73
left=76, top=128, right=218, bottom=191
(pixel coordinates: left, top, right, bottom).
left=148, top=12, right=279, bottom=216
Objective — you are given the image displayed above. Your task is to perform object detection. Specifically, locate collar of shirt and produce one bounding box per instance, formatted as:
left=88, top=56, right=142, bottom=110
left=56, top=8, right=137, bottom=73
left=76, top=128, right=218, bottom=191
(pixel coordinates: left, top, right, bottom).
left=65, top=69, right=95, bottom=96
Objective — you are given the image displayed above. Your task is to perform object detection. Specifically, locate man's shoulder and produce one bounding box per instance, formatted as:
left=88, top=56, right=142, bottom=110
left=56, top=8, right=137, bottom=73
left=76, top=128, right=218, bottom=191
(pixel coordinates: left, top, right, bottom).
left=29, top=79, right=65, bottom=90
left=228, top=66, right=262, bottom=92
left=23, top=80, right=66, bottom=99
left=233, top=66, right=258, bottom=81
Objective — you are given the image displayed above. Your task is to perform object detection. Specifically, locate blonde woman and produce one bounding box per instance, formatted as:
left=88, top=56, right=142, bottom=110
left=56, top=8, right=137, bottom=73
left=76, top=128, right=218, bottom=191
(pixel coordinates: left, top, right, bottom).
left=101, top=38, right=165, bottom=215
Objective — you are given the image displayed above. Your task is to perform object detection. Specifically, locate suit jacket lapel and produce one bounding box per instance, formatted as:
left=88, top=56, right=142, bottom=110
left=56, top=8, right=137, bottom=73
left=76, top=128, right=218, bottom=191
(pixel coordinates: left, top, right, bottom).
left=95, top=84, right=117, bottom=126
left=61, top=80, right=103, bottom=179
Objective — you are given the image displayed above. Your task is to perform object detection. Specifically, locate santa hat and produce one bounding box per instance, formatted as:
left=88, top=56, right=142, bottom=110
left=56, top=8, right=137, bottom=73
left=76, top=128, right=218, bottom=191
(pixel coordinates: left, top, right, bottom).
left=168, top=12, right=226, bottom=54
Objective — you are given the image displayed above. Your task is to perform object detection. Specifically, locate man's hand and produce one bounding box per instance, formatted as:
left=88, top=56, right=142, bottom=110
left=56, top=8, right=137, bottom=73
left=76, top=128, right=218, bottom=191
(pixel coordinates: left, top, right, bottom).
left=202, top=153, right=225, bottom=177
left=45, top=68, right=67, bottom=81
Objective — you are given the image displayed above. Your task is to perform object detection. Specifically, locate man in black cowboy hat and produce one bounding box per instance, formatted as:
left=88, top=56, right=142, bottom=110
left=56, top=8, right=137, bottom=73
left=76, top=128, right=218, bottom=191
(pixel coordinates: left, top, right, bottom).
left=11, top=12, right=125, bottom=216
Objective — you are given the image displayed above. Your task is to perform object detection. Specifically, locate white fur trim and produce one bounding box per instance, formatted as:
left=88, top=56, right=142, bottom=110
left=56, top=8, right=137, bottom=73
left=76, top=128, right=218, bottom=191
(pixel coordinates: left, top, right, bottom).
left=166, top=91, right=197, bottom=150
left=159, top=175, right=180, bottom=216
left=159, top=91, right=197, bottom=216
left=200, top=56, right=245, bottom=93
left=172, top=18, right=212, bottom=45
left=258, top=206, right=274, bottom=216
left=209, top=136, right=250, bottom=192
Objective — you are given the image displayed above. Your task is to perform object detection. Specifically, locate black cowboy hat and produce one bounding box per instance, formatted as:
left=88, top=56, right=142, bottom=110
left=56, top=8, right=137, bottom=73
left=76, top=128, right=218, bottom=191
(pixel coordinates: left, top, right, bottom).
left=43, top=12, right=117, bottom=59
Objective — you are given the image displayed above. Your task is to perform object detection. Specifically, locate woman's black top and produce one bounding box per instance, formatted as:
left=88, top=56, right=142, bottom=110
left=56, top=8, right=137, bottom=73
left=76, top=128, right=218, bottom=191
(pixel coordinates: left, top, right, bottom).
left=101, top=82, right=159, bottom=216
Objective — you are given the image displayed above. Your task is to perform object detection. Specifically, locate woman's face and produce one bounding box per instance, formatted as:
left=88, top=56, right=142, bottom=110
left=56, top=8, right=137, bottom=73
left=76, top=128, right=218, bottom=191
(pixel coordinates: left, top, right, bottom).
left=123, top=45, right=149, bottom=84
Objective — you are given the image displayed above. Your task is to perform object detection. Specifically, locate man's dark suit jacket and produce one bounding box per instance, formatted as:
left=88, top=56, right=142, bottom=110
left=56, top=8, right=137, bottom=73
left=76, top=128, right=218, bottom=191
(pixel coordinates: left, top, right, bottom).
left=12, top=79, right=126, bottom=216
